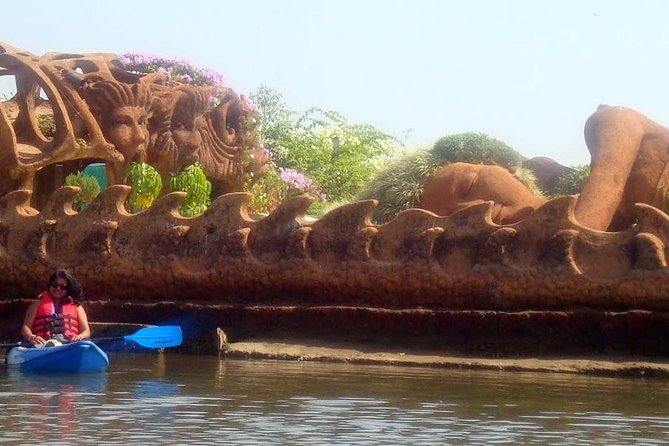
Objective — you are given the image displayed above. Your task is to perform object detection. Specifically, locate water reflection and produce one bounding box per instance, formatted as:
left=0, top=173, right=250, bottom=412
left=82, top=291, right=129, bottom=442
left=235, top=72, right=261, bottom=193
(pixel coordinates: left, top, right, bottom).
left=1, top=354, right=669, bottom=444
left=2, top=370, right=108, bottom=444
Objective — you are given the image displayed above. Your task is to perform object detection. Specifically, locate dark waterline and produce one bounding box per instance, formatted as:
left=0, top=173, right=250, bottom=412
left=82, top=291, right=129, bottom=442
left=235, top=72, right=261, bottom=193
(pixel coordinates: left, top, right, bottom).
left=1, top=353, right=669, bottom=445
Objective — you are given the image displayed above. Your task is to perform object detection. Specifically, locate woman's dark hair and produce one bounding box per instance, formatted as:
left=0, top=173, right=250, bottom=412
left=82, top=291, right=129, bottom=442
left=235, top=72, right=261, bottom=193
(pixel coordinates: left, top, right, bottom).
left=48, top=269, right=84, bottom=305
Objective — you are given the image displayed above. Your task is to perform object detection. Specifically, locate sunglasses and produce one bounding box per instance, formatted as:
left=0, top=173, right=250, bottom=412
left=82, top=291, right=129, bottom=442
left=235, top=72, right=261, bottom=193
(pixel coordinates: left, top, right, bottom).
left=50, top=283, right=68, bottom=290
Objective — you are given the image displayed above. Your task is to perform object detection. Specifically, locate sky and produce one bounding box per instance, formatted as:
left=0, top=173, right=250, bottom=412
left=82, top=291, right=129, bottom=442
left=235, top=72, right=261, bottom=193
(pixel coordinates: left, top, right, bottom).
left=2, top=0, right=669, bottom=166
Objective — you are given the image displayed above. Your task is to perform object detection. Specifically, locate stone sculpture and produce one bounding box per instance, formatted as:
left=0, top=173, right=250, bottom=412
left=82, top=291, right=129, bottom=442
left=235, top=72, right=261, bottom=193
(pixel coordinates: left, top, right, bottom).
left=0, top=41, right=263, bottom=208
left=522, top=156, right=572, bottom=196
left=80, top=79, right=152, bottom=185
left=419, top=162, right=547, bottom=224
left=1, top=41, right=669, bottom=355
left=575, top=105, right=669, bottom=231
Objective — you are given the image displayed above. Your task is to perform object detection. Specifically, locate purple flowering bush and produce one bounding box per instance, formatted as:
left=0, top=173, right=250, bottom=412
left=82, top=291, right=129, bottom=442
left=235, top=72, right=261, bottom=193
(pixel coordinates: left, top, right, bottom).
left=248, top=160, right=327, bottom=213
left=119, top=53, right=226, bottom=87
left=278, top=167, right=327, bottom=200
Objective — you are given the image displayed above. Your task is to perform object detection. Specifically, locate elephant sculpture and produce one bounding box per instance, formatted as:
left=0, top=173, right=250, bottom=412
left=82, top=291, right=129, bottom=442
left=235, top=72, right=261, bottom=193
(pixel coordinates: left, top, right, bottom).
left=575, top=105, right=669, bottom=231
left=419, top=162, right=546, bottom=224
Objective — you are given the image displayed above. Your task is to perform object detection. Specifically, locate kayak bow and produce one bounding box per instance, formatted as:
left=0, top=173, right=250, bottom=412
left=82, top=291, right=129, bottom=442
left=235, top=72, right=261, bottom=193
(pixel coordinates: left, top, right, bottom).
left=5, top=340, right=109, bottom=374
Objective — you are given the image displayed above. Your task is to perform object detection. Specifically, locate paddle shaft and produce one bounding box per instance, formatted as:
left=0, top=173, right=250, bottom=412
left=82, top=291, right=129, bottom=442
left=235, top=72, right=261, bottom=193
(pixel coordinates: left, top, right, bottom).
left=0, top=326, right=182, bottom=350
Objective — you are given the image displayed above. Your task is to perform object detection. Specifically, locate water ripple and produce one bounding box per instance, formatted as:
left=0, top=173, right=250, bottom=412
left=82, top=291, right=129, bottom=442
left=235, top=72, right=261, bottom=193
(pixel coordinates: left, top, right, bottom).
left=1, top=355, right=669, bottom=444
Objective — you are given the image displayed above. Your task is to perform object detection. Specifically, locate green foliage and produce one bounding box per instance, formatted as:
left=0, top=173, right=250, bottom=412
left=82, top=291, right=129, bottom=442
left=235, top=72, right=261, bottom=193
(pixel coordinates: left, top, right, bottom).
left=169, top=163, right=212, bottom=217
left=250, top=85, right=294, bottom=143
left=513, top=166, right=544, bottom=197
left=249, top=86, right=402, bottom=212
left=125, top=162, right=162, bottom=212
left=307, top=197, right=356, bottom=218
left=358, top=151, right=437, bottom=223
left=554, top=164, right=590, bottom=196
left=246, top=170, right=289, bottom=214
left=359, top=132, right=541, bottom=223
left=431, top=132, right=523, bottom=168
left=37, top=114, right=55, bottom=139
left=64, top=171, right=100, bottom=211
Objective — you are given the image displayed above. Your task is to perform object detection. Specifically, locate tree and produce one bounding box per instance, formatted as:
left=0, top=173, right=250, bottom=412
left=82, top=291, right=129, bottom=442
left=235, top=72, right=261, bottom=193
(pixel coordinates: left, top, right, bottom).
left=249, top=85, right=402, bottom=214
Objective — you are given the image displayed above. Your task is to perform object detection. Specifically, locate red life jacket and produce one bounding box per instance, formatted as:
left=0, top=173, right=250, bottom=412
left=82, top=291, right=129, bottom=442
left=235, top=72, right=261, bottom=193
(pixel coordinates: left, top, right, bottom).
left=31, top=292, right=80, bottom=340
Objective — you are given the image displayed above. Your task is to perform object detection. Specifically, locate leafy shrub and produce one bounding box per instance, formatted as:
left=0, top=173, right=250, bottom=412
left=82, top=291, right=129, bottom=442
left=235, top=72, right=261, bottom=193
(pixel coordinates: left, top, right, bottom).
left=64, top=172, right=100, bottom=211
left=431, top=132, right=523, bottom=168
left=119, top=53, right=225, bottom=87
left=169, top=163, right=212, bottom=217
left=358, top=151, right=437, bottom=223
left=554, top=164, right=590, bottom=196
left=513, top=166, right=544, bottom=197
left=37, top=114, right=55, bottom=139
left=247, top=170, right=288, bottom=214
left=125, top=162, right=162, bottom=212
left=249, top=86, right=401, bottom=212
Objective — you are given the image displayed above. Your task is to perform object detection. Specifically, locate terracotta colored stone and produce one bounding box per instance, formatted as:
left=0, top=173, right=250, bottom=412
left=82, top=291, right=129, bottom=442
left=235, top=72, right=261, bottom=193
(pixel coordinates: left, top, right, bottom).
left=1, top=43, right=669, bottom=358
left=419, top=162, right=547, bottom=224
left=576, top=105, right=669, bottom=231
left=0, top=41, right=265, bottom=207
left=523, top=156, right=571, bottom=196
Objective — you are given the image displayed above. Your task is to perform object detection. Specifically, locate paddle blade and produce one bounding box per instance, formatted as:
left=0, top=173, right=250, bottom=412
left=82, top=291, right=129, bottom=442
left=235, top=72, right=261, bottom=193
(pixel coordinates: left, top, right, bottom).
left=124, top=326, right=183, bottom=348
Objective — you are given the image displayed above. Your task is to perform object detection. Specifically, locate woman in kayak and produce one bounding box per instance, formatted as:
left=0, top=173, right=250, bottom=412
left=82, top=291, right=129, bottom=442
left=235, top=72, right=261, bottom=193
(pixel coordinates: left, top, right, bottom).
left=20, top=269, right=91, bottom=345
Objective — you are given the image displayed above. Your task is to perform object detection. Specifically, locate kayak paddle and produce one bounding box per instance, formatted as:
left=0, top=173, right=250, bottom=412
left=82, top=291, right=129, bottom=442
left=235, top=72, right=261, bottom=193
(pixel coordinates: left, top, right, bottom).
left=92, top=325, right=183, bottom=348
left=0, top=325, right=183, bottom=349
left=0, top=341, right=25, bottom=348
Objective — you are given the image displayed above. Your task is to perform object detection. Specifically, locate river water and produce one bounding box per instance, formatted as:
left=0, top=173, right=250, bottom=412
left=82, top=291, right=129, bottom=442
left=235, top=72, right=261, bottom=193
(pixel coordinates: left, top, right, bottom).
left=1, top=352, right=669, bottom=445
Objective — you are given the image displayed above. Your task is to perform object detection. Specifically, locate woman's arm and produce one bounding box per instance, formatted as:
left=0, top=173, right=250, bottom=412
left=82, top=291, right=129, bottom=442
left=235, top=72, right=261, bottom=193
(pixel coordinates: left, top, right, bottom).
left=73, top=305, right=91, bottom=341
left=20, top=301, right=45, bottom=344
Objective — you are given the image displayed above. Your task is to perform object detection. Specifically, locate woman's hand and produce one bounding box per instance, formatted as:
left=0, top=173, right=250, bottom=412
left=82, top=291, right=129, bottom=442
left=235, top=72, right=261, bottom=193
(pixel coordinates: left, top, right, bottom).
left=72, top=333, right=88, bottom=341
left=28, top=334, right=46, bottom=345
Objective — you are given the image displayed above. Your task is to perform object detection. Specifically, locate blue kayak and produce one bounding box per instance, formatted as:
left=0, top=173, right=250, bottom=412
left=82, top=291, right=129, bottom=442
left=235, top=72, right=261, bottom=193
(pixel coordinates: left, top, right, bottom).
left=5, top=340, right=109, bottom=374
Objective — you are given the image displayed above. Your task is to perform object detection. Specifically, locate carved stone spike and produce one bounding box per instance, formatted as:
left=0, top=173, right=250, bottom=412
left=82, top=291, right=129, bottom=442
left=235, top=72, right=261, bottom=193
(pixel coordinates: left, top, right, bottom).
left=346, top=227, right=379, bottom=261
left=0, top=189, right=38, bottom=218
left=32, top=219, right=57, bottom=261
left=635, top=202, right=669, bottom=247
left=40, top=186, right=80, bottom=218
left=634, top=232, right=667, bottom=270
left=222, top=227, right=251, bottom=259
left=286, top=226, right=312, bottom=259
left=206, top=192, right=256, bottom=231
left=162, top=225, right=190, bottom=254
left=548, top=229, right=581, bottom=273
left=81, top=185, right=133, bottom=219
left=77, top=221, right=118, bottom=260
left=248, top=194, right=312, bottom=257
left=480, top=227, right=517, bottom=265
left=308, top=200, right=376, bottom=261
left=406, top=227, right=445, bottom=261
